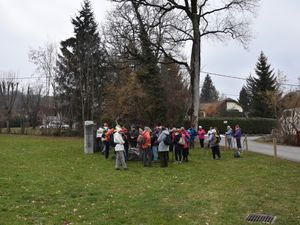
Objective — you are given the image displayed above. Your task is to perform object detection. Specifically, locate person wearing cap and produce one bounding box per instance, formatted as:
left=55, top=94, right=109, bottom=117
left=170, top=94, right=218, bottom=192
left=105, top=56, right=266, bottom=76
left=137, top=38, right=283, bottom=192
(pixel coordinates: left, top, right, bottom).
left=197, top=126, right=206, bottom=149
left=113, top=125, right=128, bottom=170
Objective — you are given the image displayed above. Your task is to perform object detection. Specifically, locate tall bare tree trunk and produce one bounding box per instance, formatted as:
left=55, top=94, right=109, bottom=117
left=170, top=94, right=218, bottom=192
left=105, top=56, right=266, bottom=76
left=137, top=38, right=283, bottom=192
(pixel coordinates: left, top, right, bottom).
left=190, top=5, right=201, bottom=129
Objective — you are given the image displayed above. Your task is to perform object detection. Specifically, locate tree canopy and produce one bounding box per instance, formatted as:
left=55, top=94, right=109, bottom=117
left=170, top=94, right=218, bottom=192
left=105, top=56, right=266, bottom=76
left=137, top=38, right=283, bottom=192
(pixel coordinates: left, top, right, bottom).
left=56, top=0, right=108, bottom=128
left=200, top=74, right=219, bottom=103
left=246, top=51, right=278, bottom=118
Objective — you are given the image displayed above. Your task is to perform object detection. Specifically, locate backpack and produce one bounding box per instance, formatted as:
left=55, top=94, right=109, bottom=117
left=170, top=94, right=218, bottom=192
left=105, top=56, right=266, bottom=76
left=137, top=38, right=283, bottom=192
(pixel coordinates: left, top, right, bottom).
left=137, top=134, right=145, bottom=145
left=214, top=134, right=221, bottom=144
left=163, top=134, right=172, bottom=146
left=234, top=150, right=241, bottom=158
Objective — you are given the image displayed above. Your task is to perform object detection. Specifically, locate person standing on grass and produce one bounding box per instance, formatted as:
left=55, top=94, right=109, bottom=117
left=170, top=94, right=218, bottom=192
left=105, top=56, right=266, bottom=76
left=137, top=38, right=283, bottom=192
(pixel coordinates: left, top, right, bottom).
left=225, top=125, right=233, bottom=149
left=181, top=127, right=190, bottom=162
left=197, top=126, right=206, bottom=149
left=187, top=127, right=197, bottom=149
left=208, top=128, right=221, bottom=160
left=234, top=124, right=242, bottom=151
left=140, top=127, right=152, bottom=167
left=121, top=126, right=130, bottom=162
left=129, top=126, right=139, bottom=148
left=113, top=125, right=128, bottom=170
left=207, top=126, right=213, bottom=148
left=173, top=128, right=183, bottom=163
left=157, top=127, right=170, bottom=167
left=151, top=127, right=160, bottom=161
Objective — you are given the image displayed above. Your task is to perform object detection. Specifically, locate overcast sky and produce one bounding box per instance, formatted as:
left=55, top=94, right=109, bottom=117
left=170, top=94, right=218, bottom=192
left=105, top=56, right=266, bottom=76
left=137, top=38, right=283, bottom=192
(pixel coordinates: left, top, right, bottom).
left=0, top=0, right=299, bottom=99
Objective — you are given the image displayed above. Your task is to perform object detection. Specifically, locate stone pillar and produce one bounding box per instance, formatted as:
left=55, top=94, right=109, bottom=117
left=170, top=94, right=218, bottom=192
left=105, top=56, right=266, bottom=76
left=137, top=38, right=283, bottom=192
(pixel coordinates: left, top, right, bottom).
left=84, top=121, right=94, bottom=154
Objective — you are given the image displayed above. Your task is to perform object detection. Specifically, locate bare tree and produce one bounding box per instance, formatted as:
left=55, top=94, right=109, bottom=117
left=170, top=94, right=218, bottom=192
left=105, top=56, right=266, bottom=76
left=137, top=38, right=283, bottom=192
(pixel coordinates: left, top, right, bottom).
left=28, top=41, right=57, bottom=96
left=28, top=41, right=58, bottom=120
left=0, top=72, right=19, bottom=133
left=111, top=0, right=259, bottom=128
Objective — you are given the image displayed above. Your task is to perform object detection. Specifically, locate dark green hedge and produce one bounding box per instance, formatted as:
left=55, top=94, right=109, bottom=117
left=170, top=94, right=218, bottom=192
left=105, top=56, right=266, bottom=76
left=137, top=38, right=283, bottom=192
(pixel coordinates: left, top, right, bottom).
left=198, top=117, right=277, bottom=135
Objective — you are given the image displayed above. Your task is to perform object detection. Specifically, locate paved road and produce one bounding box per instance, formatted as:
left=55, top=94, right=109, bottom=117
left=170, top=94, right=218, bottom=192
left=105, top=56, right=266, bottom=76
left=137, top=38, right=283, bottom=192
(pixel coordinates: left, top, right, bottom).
left=220, top=136, right=300, bottom=163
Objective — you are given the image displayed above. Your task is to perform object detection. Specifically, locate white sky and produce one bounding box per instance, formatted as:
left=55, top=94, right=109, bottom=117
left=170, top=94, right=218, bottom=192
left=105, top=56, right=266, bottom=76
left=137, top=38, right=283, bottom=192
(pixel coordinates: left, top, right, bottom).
left=0, top=0, right=299, bottom=99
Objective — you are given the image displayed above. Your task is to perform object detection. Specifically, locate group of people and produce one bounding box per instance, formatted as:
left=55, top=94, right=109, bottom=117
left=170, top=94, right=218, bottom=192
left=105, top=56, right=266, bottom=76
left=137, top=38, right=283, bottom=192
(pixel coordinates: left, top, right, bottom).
left=197, top=124, right=242, bottom=159
left=95, top=123, right=242, bottom=170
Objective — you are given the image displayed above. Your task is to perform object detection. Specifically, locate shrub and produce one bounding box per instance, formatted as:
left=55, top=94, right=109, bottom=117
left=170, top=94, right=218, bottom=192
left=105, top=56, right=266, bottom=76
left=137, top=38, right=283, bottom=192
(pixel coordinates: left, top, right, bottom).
left=198, top=117, right=277, bottom=134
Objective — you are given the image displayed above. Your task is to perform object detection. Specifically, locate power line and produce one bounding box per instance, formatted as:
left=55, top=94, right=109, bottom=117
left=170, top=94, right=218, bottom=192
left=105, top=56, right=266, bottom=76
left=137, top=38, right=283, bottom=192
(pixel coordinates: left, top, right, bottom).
left=201, top=70, right=247, bottom=81
left=201, top=70, right=300, bottom=87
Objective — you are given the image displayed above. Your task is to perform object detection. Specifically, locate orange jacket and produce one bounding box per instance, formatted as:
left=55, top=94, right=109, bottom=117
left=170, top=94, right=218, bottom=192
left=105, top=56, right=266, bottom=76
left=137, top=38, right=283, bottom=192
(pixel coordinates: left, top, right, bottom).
left=105, top=128, right=114, bottom=142
left=141, top=130, right=151, bottom=149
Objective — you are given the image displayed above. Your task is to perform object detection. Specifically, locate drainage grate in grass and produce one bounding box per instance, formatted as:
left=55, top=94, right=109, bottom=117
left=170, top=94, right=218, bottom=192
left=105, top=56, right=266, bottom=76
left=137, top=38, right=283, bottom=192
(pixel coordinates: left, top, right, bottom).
left=246, top=213, right=276, bottom=224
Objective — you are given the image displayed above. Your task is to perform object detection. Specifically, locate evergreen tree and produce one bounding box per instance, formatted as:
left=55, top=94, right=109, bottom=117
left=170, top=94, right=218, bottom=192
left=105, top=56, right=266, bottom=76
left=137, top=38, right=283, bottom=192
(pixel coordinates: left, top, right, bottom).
left=246, top=51, right=278, bottom=118
left=200, top=74, right=219, bottom=103
left=131, top=1, right=166, bottom=126
left=160, top=56, right=189, bottom=126
left=56, top=0, right=107, bottom=128
left=238, top=85, right=251, bottom=113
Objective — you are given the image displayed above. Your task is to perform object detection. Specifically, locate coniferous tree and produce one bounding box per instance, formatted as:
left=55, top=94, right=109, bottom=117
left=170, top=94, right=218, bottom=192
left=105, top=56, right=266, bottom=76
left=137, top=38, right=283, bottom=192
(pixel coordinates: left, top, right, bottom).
left=56, top=0, right=107, bottom=129
left=160, top=56, right=189, bottom=126
left=238, top=85, right=251, bottom=113
left=246, top=51, right=278, bottom=118
left=200, top=74, right=219, bottom=103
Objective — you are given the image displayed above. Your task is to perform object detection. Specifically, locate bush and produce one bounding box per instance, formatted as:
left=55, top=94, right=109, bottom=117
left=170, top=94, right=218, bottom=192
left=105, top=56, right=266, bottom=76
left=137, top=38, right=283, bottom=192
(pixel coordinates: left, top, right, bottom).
left=198, top=117, right=277, bottom=134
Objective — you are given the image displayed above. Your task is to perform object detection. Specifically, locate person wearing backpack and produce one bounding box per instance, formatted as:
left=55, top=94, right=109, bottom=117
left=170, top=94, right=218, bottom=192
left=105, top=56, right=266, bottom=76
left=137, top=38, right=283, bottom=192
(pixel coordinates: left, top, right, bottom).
left=208, top=128, right=221, bottom=160
left=140, top=127, right=152, bottom=167
left=157, top=127, right=170, bottom=167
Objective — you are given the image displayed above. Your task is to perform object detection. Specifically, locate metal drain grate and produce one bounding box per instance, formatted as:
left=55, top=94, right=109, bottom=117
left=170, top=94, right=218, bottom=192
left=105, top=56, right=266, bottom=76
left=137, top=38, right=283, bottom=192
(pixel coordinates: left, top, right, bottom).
left=246, top=213, right=276, bottom=224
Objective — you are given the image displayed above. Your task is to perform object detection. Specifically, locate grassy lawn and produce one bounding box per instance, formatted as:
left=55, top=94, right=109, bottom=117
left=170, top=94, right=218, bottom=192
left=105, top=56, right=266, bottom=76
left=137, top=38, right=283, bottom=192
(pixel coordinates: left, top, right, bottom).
left=0, top=134, right=299, bottom=225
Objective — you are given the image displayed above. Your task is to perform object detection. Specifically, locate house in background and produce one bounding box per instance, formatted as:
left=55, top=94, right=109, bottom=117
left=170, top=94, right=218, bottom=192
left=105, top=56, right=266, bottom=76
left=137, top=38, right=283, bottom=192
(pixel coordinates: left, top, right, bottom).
left=199, top=98, right=244, bottom=117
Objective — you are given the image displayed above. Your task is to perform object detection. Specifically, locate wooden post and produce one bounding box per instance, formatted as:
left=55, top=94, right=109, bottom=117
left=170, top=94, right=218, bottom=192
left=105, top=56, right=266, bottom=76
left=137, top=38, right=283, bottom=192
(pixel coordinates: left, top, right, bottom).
left=273, top=138, right=277, bottom=162
left=245, top=134, right=248, bottom=151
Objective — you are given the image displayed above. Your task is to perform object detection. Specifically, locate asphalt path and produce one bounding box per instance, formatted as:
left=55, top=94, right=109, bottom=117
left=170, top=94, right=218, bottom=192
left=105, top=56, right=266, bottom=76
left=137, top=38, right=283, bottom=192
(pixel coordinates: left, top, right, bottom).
left=219, top=135, right=300, bottom=163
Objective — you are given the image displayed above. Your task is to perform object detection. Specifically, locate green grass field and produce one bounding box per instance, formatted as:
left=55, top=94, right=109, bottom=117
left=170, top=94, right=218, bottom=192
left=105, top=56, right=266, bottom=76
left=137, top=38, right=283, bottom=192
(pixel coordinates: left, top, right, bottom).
left=0, top=134, right=299, bottom=225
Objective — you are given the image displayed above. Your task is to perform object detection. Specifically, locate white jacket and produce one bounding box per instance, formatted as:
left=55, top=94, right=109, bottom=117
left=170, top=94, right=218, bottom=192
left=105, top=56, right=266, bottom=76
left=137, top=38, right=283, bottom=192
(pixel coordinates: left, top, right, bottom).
left=113, top=132, right=125, bottom=151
